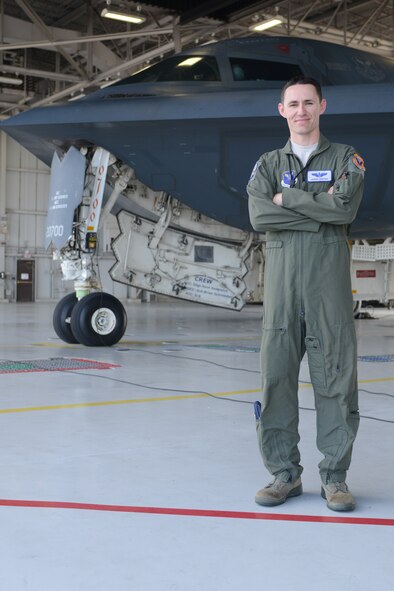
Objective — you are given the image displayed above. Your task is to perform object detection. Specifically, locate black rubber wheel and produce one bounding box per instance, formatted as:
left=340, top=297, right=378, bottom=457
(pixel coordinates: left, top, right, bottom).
left=70, top=292, right=127, bottom=347
left=353, top=300, right=362, bottom=317
left=53, top=292, right=79, bottom=344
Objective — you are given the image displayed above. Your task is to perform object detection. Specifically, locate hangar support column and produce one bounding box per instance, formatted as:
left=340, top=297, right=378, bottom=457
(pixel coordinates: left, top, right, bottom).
left=392, top=0, right=394, bottom=56
left=0, top=131, right=7, bottom=300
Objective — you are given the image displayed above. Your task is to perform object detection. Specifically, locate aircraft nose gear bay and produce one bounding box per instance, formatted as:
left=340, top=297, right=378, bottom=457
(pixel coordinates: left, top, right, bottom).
left=50, top=145, right=263, bottom=346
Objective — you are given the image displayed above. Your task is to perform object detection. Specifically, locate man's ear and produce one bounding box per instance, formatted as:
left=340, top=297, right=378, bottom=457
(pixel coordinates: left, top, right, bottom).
left=320, top=98, right=327, bottom=115
left=278, top=102, right=286, bottom=118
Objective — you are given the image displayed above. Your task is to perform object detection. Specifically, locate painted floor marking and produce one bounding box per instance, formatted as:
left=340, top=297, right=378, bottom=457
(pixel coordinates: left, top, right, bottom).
left=0, top=498, right=393, bottom=526
left=33, top=335, right=261, bottom=348
left=0, top=377, right=393, bottom=415
left=0, top=357, right=119, bottom=374
left=299, top=377, right=394, bottom=388
left=0, top=388, right=258, bottom=415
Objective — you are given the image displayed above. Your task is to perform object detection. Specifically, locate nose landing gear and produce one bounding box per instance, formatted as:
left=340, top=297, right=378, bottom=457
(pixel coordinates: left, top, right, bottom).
left=53, top=292, right=127, bottom=346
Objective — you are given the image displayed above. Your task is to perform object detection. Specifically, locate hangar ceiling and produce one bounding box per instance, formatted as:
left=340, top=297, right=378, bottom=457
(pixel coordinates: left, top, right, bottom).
left=0, top=0, right=393, bottom=116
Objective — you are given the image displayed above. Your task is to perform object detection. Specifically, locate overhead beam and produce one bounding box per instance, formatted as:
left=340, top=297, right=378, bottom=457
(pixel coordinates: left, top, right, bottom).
left=347, top=0, right=389, bottom=44
left=0, top=26, right=200, bottom=51
left=52, top=3, right=89, bottom=29
left=260, top=15, right=394, bottom=57
left=290, top=0, right=321, bottom=33
left=0, top=100, right=29, bottom=109
left=321, top=0, right=345, bottom=33
left=308, top=0, right=379, bottom=22
left=216, top=0, right=269, bottom=24
left=14, top=0, right=88, bottom=79
left=0, top=12, right=122, bottom=72
left=2, top=0, right=393, bottom=116
left=0, top=63, right=80, bottom=82
left=29, top=24, right=225, bottom=108
left=179, top=0, right=240, bottom=25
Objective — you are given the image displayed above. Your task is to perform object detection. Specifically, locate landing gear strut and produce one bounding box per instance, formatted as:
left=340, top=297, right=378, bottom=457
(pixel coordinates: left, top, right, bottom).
left=50, top=146, right=131, bottom=346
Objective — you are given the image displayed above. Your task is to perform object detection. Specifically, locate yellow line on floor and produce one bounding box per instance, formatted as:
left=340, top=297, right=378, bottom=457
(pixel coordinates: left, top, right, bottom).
left=358, top=376, right=394, bottom=384
left=0, top=377, right=393, bottom=415
left=32, top=335, right=260, bottom=347
left=0, top=389, right=259, bottom=415
left=299, top=377, right=394, bottom=389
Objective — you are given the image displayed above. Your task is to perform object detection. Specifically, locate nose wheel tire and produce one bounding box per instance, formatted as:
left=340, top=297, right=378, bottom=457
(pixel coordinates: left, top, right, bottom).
left=53, top=292, right=79, bottom=344
left=70, top=292, right=127, bottom=347
left=353, top=300, right=362, bottom=317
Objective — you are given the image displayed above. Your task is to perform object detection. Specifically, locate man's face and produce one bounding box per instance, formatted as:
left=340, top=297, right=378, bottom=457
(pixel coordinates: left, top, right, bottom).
left=278, top=84, right=326, bottom=138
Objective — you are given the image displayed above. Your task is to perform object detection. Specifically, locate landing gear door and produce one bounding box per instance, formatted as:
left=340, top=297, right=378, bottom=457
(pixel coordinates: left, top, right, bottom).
left=45, top=146, right=86, bottom=250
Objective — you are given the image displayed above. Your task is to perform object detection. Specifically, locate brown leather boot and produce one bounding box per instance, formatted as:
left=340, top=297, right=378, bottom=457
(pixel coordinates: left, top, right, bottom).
left=255, top=473, right=303, bottom=507
left=321, top=482, right=356, bottom=512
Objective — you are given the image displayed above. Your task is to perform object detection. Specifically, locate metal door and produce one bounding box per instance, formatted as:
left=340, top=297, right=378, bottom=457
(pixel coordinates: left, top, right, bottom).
left=16, top=259, right=35, bottom=302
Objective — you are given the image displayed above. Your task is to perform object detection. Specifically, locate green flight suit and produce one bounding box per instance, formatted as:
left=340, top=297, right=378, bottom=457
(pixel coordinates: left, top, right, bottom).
left=247, top=134, right=364, bottom=484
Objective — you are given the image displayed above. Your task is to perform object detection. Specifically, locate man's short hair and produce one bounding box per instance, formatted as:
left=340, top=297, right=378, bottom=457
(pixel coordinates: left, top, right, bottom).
left=281, top=76, right=323, bottom=103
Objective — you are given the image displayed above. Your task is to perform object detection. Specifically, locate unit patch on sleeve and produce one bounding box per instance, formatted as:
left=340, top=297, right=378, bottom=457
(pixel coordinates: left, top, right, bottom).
left=352, top=153, right=366, bottom=172
left=248, top=160, right=260, bottom=183
left=307, top=170, right=332, bottom=182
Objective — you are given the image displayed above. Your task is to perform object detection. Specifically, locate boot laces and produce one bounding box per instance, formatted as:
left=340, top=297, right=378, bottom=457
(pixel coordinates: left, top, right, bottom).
left=328, top=482, right=349, bottom=493
left=268, top=474, right=291, bottom=490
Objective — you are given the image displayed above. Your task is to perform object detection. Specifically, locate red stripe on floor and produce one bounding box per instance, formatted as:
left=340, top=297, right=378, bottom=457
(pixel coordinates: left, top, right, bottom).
left=0, top=498, right=393, bottom=526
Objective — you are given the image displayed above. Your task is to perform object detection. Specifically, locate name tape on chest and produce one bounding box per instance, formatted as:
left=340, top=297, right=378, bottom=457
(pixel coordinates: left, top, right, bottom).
left=307, top=170, right=332, bottom=183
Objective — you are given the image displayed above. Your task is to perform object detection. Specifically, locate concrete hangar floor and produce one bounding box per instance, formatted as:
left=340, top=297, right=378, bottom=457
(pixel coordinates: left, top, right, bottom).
left=0, top=299, right=393, bottom=591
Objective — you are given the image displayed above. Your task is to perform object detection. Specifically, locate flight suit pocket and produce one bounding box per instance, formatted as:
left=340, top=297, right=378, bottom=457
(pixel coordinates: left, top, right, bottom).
left=260, top=326, right=288, bottom=383
left=265, top=240, right=283, bottom=249
left=334, top=322, right=357, bottom=376
left=305, top=336, right=327, bottom=390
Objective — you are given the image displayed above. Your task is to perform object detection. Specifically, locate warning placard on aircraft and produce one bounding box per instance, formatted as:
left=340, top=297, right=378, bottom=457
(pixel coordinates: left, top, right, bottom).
left=45, top=147, right=86, bottom=249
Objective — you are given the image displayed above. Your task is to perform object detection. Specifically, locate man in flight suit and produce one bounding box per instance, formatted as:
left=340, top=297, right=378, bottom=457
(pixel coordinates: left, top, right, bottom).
left=247, top=76, right=365, bottom=512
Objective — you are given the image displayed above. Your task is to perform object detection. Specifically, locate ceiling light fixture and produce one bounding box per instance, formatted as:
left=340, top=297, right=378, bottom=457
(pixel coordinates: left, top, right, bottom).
left=0, top=75, right=23, bottom=86
left=68, top=93, right=86, bottom=101
left=177, top=57, right=203, bottom=67
left=100, top=79, right=118, bottom=89
left=251, top=17, right=284, bottom=32
left=101, top=8, right=146, bottom=24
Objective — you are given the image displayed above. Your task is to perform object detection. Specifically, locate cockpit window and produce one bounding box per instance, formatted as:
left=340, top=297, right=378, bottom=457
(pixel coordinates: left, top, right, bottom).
left=114, top=56, right=221, bottom=85
left=230, top=57, right=302, bottom=81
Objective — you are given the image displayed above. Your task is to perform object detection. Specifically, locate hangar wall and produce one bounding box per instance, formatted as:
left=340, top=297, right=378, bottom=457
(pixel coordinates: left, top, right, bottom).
left=0, top=132, right=129, bottom=303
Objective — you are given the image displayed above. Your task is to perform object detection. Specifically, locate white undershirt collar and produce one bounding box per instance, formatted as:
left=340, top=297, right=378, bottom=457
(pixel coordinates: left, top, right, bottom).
left=291, top=140, right=318, bottom=167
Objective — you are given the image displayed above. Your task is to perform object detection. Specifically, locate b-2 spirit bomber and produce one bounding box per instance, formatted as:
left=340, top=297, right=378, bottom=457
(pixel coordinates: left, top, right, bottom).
left=1, top=36, right=394, bottom=345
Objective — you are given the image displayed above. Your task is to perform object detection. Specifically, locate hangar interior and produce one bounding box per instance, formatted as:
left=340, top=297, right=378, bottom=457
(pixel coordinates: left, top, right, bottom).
left=0, top=0, right=394, bottom=302
left=0, top=2, right=393, bottom=591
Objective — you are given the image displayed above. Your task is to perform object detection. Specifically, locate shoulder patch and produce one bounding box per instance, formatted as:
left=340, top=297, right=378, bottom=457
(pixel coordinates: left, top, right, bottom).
left=352, top=153, right=366, bottom=172
left=248, top=159, right=260, bottom=183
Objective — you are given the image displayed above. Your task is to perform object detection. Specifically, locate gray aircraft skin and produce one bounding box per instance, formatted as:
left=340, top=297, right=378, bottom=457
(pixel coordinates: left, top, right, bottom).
left=1, top=36, right=394, bottom=238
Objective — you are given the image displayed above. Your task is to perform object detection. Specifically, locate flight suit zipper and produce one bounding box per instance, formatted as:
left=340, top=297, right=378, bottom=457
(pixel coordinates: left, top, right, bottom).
left=289, top=153, right=306, bottom=320
left=291, top=150, right=322, bottom=323
left=299, top=232, right=305, bottom=321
